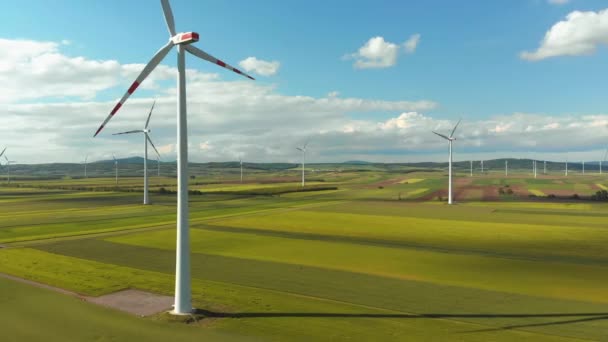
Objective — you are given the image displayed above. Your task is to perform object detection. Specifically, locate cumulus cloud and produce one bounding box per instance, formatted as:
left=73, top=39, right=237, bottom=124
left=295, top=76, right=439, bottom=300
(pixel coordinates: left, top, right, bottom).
left=345, top=34, right=421, bottom=69
left=238, top=57, right=280, bottom=76
left=521, top=9, right=608, bottom=61
left=2, top=38, right=607, bottom=164
left=403, top=34, right=421, bottom=54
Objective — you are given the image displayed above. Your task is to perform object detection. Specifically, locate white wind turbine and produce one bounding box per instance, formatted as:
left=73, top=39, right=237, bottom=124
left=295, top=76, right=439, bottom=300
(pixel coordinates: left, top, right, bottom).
left=113, top=155, right=119, bottom=185
left=432, top=119, right=461, bottom=205
left=82, top=155, right=88, bottom=178
left=92, top=0, right=255, bottom=315
left=296, top=142, right=309, bottom=187
left=3, top=154, right=16, bottom=184
left=157, top=156, right=161, bottom=177
left=601, top=149, right=608, bottom=175
left=505, top=160, right=508, bottom=176
left=239, top=157, right=243, bottom=183
left=112, top=101, right=160, bottom=205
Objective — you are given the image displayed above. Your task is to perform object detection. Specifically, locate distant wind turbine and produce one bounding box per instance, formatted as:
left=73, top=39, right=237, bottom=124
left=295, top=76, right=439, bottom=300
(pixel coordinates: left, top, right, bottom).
left=481, top=160, right=484, bottom=174
left=3, top=155, right=15, bottom=184
left=239, top=157, right=243, bottom=183
left=113, top=155, right=118, bottom=185
left=544, top=160, right=546, bottom=175
left=469, top=160, right=473, bottom=177
left=601, top=149, right=608, bottom=175
left=112, top=101, right=161, bottom=205
left=505, top=160, right=508, bottom=176
left=582, top=161, right=585, bottom=175
left=432, top=119, right=461, bottom=205
left=296, top=142, right=309, bottom=187
left=82, top=155, right=89, bottom=178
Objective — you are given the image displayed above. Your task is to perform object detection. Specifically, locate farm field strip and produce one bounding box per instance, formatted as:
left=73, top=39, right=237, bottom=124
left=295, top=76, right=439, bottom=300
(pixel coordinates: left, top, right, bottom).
left=7, top=241, right=604, bottom=341
left=207, top=209, right=608, bottom=264
left=1, top=249, right=589, bottom=341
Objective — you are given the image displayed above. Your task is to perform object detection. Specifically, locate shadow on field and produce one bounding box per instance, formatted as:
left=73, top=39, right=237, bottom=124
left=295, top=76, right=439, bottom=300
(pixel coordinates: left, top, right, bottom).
left=462, top=314, right=608, bottom=333
left=194, top=309, right=608, bottom=322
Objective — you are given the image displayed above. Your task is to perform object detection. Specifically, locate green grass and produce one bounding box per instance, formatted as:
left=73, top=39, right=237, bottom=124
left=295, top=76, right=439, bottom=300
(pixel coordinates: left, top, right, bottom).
left=0, top=275, right=247, bottom=342
left=2, top=172, right=608, bottom=341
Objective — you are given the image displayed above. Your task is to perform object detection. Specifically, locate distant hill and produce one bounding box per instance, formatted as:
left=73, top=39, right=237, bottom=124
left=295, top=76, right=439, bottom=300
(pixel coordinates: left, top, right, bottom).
left=342, top=160, right=373, bottom=165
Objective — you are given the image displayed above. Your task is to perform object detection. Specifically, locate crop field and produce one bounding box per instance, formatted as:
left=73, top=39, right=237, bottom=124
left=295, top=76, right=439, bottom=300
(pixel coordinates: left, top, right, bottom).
left=1, top=169, right=608, bottom=341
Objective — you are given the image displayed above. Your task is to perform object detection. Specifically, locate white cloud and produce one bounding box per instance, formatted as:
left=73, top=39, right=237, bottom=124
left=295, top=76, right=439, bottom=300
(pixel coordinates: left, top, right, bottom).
left=346, top=35, right=421, bottom=69
left=404, top=34, right=421, bottom=54
left=521, top=9, right=608, bottom=61
left=327, top=91, right=340, bottom=98
left=238, top=57, right=280, bottom=76
left=347, top=36, right=399, bottom=69
left=2, top=38, right=608, bottom=164
left=547, top=0, right=569, bottom=5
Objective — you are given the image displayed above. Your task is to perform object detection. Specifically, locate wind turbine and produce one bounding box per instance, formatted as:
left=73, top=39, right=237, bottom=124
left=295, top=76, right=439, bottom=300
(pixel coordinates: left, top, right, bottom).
left=239, top=157, right=243, bottom=183
left=544, top=160, right=547, bottom=175
left=432, top=119, right=461, bottom=205
left=113, top=155, right=118, bottom=185
left=469, top=160, right=473, bottom=177
left=82, top=155, right=88, bottom=178
left=296, top=142, right=309, bottom=187
left=481, top=160, right=484, bottom=174
left=92, top=0, right=254, bottom=315
left=112, top=101, right=160, bottom=205
left=582, top=161, right=585, bottom=175
left=3, top=155, right=15, bottom=184
left=505, top=160, right=508, bottom=176
left=601, top=149, right=607, bottom=175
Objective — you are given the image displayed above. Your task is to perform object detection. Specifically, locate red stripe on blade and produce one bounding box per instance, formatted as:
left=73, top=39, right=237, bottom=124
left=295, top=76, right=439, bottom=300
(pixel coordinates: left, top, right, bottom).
left=232, top=68, right=242, bottom=74
left=110, top=102, right=122, bottom=115
left=94, top=125, right=104, bottom=137
left=217, top=60, right=226, bottom=67
left=127, top=81, right=140, bottom=94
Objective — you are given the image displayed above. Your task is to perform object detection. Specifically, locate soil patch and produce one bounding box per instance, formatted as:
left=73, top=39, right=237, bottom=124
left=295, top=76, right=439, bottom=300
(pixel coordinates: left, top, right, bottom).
left=88, top=289, right=173, bottom=316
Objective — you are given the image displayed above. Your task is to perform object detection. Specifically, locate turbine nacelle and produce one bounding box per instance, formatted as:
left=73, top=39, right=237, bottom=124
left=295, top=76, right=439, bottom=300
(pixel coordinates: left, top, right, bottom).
left=171, top=32, right=199, bottom=45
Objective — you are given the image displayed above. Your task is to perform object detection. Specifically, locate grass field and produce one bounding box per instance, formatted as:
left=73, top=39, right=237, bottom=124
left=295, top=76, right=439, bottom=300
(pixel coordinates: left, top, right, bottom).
left=1, top=170, right=608, bottom=341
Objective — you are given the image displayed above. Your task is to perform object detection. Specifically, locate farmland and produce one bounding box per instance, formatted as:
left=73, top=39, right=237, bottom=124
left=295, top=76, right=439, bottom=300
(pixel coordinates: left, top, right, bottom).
left=1, top=166, right=608, bottom=341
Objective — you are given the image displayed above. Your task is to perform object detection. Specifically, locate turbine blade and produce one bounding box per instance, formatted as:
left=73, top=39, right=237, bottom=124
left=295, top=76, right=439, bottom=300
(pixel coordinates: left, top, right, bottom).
left=160, top=0, right=176, bottom=36
left=112, top=130, right=144, bottom=135
left=432, top=131, right=450, bottom=140
left=112, top=154, right=116, bottom=161
left=94, top=42, right=173, bottom=137
left=145, top=100, right=156, bottom=129
left=450, top=119, right=462, bottom=138
left=184, top=45, right=255, bottom=80
left=0, top=147, right=5, bottom=158
left=296, top=147, right=303, bottom=152
left=146, top=135, right=161, bottom=157
left=603, top=148, right=608, bottom=162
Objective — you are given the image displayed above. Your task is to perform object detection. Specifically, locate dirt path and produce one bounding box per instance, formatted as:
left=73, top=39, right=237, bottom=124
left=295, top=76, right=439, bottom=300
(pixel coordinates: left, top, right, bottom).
left=0, top=272, right=172, bottom=316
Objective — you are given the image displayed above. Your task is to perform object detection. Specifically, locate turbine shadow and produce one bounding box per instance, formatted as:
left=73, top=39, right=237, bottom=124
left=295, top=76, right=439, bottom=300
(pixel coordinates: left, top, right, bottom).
left=193, top=309, right=608, bottom=321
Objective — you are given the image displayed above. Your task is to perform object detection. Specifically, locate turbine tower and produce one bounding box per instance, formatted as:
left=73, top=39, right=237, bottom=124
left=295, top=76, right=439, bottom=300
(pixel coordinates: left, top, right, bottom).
left=469, top=160, right=473, bottom=177
left=296, top=142, right=309, bottom=187
left=113, top=154, right=118, bottom=185
left=82, top=155, right=88, bottom=178
left=157, top=156, right=161, bottom=177
left=582, top=161, right=585, bottom=175
left=92, top=0, right=255, bottom=315
left=3, top=154, right=15, bottom=184
left=481, top=160, right=484, bottom=174
left=505, top=160, right=508, bottom=176
left=112, top=101, right=161, bottom=205
left=239, top=157, right=243, bottom=183
left=432, top=119, right=461, bottom=205
left=544, top=160, right=546, bottom=174
left=601, top=149, right=607, bottom=175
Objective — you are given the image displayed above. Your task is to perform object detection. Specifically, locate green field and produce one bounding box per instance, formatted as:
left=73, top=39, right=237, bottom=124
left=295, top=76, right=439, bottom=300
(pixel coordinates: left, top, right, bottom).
left=1, top=170, right=608, bottom=341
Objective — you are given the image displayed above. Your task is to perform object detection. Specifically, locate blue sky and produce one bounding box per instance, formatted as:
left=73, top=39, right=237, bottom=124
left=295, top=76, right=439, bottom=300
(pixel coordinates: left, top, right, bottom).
left=1, top=0, right=608, bottom=163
